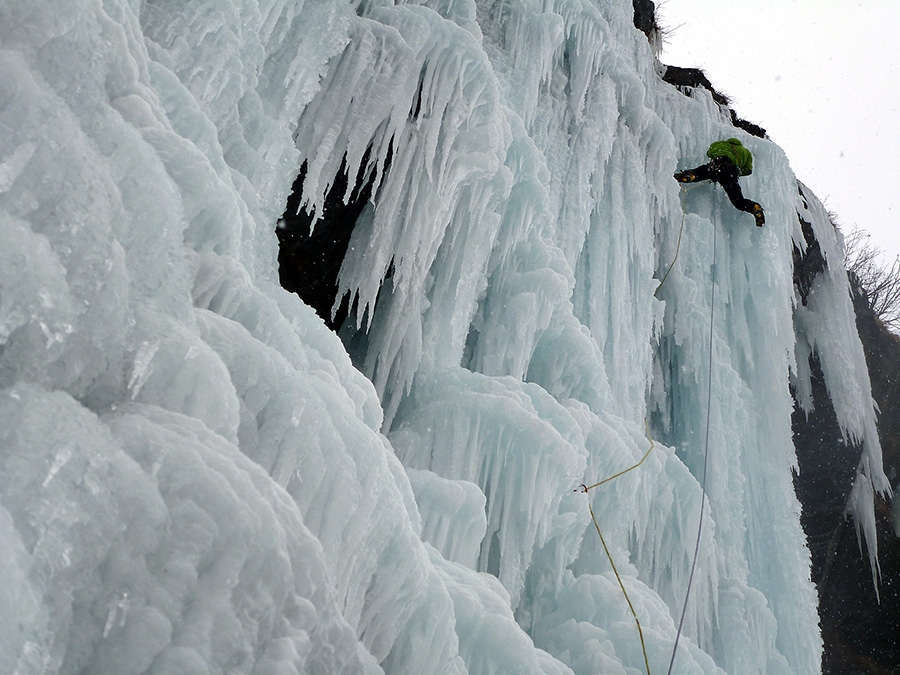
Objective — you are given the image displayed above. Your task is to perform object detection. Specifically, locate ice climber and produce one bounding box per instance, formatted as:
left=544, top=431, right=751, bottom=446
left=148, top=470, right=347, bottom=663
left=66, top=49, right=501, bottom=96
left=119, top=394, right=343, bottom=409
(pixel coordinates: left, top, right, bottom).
left=674, top=138, right=765, bottom=227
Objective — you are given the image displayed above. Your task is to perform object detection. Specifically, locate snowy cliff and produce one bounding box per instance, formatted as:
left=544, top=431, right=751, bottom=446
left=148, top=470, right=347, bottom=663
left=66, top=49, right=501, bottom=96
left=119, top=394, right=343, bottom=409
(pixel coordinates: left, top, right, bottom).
left=0, top=1, right=888, bottom=674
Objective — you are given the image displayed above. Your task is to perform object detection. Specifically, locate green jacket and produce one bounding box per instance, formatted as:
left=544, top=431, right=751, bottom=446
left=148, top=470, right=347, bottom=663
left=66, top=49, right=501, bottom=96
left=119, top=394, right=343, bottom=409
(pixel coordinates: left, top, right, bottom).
left=707, top=138, right=753, bottom=176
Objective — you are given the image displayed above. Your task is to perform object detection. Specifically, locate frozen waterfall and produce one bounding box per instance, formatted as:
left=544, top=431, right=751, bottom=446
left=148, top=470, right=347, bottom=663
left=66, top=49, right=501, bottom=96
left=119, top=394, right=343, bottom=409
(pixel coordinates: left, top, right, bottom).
left=0, top=1, right=887, bottom=674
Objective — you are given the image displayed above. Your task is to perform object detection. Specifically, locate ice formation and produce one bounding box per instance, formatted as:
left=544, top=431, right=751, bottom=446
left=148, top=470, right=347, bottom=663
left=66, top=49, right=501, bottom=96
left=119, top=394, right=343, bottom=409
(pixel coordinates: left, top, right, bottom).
left=0, top=0, right=888, bottom=673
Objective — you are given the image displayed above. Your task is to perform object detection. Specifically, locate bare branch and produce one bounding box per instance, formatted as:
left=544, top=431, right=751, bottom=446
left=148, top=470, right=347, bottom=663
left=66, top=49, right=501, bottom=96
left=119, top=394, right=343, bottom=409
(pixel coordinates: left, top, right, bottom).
left=844, top=225, right=900, bottom=331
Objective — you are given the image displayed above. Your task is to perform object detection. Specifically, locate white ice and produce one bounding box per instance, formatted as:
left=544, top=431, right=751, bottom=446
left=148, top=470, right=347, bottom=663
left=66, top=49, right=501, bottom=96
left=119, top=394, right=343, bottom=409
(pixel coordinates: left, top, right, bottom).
left=0, top=0, right=887, bottom=673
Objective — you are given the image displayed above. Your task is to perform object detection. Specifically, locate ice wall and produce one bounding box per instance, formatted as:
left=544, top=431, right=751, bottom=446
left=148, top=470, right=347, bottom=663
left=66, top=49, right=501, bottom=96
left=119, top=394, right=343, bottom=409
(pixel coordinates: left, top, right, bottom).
left=0, top=0, right=886, bottom=674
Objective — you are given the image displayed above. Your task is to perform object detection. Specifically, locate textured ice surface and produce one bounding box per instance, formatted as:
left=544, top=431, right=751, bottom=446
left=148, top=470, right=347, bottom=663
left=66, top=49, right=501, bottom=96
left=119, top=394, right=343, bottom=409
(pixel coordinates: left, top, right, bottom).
left=0, top=0, right=887, bottom=673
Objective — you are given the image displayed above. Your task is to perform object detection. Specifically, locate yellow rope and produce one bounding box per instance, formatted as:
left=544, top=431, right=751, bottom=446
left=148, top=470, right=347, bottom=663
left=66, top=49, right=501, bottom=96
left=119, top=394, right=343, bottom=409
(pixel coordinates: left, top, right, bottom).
left=577, top=432, right=655, bottom=493
left=588, top=501, right=652, bottom=675
left=654, top=183, right=702, bottom=298
left=576, top=178, right=704, bottom=672
left=654, top=209, right=686, bottom=299
left=576, top=424, right=656, bottom=675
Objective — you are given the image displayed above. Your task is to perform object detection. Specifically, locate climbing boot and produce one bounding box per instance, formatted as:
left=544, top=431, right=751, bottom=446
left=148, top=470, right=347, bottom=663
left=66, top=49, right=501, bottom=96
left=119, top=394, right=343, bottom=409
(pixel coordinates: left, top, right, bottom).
left=751, top=203, right=765, bottom=227
left=674, top=171, right=697, bottom=183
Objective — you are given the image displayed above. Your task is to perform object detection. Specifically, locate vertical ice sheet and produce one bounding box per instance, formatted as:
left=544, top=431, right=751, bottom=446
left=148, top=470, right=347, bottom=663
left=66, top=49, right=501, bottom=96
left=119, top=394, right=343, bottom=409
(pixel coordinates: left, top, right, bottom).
left=650, top=127, right=826, bottom=673
left=293, top=4, right=515, bottom=423
left=791, top=182, right=890, bottom=582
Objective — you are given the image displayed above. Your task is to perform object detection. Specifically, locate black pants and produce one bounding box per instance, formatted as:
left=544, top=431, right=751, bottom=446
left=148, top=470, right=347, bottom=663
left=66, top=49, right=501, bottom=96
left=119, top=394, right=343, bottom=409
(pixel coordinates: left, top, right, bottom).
left=684, top=157, right=759, bottom=215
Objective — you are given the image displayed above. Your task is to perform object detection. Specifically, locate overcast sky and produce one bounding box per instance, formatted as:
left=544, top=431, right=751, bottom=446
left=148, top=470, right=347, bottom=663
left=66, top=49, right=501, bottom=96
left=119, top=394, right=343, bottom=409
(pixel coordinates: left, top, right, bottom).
left=658, top=0, right=900, bottom=266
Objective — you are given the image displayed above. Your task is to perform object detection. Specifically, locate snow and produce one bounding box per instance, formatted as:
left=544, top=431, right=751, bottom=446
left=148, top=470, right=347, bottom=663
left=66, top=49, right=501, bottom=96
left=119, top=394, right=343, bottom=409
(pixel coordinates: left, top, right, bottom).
left=0, top=0, right=888, bottom=673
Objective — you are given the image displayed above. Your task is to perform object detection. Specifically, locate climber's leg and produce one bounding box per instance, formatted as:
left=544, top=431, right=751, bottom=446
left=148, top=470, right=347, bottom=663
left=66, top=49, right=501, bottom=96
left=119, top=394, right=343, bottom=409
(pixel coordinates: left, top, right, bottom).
left=674, top=163, right=712, bottom=183
left=720, top=179, right=765, bottom=226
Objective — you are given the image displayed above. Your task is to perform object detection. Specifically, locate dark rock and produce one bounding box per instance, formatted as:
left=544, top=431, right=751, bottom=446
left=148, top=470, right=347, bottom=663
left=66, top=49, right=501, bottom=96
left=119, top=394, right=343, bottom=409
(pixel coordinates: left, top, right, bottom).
left=662, top=65, right=730, bottom=106
left=661, top=65, right=767, bottom=138
left=730, top=110, right=767, bottom=139
left=277, top=152, right=381, bottom=331
left=793, top=274, right=900, bottom=674
left=632, top=0, right=657, bottom=40
left=792, top=215, right=826, bottom=305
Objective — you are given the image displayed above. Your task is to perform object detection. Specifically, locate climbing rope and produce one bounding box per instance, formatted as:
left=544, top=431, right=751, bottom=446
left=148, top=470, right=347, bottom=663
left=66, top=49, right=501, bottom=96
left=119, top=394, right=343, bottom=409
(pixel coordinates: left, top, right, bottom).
left=666, top=217, right=718, bottom=675
left=588, top=501, right=651, bottom=675
left=577, top=423, right=656, bottom=675
left=577, top=188, right=719, bottom=675
left=578, top=427, right=655, bottom=493
left=654, top=183, right=703, bottom=298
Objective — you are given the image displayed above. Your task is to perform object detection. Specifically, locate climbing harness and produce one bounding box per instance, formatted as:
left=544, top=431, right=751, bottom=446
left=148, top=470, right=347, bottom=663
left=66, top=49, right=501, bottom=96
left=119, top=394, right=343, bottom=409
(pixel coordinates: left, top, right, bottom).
left=577, top=423, right=656, bottom=675
left=666, top=217, right=718, bottom=675
left=654, top=183, right=702, bottom=298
